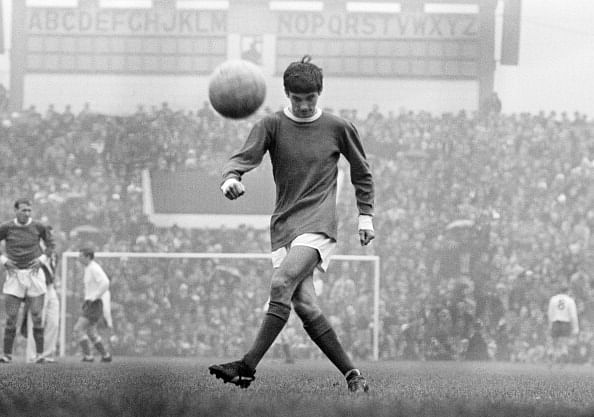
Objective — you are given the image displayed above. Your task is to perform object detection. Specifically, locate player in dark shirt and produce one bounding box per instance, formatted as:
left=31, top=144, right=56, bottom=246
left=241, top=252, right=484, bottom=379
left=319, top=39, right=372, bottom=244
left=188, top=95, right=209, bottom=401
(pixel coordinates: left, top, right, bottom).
left=209, top=56, right=375, bottom=393
left=0, top=198, right=55, bottom=363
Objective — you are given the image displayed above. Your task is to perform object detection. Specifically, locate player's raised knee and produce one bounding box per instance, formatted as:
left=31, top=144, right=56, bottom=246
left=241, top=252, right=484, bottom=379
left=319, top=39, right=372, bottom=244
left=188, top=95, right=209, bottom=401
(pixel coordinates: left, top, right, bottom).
left=270, top=276, right=294, bottom=301
left=292, top=298, right=321, bottom=322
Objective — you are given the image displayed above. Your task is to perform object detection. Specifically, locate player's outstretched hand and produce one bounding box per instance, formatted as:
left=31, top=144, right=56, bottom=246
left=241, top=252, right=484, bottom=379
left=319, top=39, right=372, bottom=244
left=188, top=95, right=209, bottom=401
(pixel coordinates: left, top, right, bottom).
left=359, top=229, right=375, bottom=246
left=221, top=178, right=246, bottom=200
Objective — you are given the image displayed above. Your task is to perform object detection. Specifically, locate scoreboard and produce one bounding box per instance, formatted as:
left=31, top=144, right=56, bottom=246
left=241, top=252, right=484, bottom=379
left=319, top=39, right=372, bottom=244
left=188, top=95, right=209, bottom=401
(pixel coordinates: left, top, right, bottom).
left=25, top=8, right=227, bottom=74
left=9, top=0, right=497, bottom=113
left=275, top=11, right=479, bottom=79
left=22, top=5, right=479, bottom=78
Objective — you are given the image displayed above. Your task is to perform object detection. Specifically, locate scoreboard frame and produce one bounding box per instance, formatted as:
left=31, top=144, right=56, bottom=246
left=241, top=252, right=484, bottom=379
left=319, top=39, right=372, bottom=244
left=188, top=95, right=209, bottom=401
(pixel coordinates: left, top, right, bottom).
left=9, top=0, right=497, bottom=111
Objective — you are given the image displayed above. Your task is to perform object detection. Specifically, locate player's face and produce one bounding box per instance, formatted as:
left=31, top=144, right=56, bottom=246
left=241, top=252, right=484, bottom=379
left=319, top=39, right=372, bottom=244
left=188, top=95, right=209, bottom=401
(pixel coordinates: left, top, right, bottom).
left=15, top=203, right=32, bottom=225
left=287, top=91, right=319, bottom=118
left=77, top=253, right=90, bottom=265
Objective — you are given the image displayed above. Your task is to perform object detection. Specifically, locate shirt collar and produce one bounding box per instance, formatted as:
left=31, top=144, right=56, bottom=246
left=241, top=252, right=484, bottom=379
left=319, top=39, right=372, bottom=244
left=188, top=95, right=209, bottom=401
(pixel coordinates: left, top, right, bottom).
left=13, top=218, right=32, bottom=226
left=283, top=106, right=322, bottom=123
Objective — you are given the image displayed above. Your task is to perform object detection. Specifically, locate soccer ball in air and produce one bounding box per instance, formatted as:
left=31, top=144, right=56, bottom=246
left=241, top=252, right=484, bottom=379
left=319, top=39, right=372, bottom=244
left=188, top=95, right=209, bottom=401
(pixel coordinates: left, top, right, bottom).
left=208, top=60, right=267, bottom=119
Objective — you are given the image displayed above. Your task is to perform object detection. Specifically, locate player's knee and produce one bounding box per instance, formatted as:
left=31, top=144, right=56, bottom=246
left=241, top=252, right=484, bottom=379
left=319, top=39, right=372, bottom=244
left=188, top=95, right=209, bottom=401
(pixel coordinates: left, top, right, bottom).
left=293, top=299, right=321, bottom=322
left=30, top=312, right=43, bottom=327
left=5, top=315, right=18, bottom=329
left=73, top=322, right=85, bottom=336
left=270, top=275, right=293, bottom=302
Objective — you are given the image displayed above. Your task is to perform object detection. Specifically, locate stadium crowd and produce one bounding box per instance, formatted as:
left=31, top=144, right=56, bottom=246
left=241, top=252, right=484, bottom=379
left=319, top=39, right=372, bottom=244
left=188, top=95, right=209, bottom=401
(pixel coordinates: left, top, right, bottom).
left=0, top=94, right=592, bottom=364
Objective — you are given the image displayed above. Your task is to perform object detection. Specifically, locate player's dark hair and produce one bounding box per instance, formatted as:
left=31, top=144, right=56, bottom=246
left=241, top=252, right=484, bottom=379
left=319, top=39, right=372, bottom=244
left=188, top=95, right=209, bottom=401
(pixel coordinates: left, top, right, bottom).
left=80, top=247, right=95, bottom=260
left=14, top=198, right=32, bottom=209
left=283, top=55, right=323, bottom=94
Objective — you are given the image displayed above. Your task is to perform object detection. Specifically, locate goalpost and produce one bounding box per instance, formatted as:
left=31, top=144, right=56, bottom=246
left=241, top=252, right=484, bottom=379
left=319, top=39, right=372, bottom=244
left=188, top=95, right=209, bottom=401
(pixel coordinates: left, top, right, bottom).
left=60, top=252, right=381, bottom=360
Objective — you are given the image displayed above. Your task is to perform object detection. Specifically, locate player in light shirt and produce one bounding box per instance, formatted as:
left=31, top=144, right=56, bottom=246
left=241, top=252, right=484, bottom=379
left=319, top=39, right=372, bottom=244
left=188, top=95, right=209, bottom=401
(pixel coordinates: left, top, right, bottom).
left=547, top=283, right=579, bottom=365
left=73, top=247, right=112, bottom=363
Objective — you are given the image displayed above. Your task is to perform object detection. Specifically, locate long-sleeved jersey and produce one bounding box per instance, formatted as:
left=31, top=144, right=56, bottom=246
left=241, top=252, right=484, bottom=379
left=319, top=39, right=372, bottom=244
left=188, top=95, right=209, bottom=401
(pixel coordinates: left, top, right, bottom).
left=222, top=110, right=374, bottom=251
left=548, top=293, right=579, bottom=335
left=83, top=260, right=110, bottom=301
left=0, top=219, right=55, bottom=269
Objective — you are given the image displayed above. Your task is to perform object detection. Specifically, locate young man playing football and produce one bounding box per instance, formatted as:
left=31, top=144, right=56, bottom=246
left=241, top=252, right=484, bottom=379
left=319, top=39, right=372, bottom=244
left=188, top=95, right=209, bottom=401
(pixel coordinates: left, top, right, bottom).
left=209, top=56, right=375, bottom=393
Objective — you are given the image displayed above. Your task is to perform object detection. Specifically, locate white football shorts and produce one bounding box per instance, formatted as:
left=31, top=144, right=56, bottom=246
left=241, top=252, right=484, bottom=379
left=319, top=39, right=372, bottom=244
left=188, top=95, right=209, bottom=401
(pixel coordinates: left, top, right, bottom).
left=271, top=233, right=336, bottom=272
left=3, top=267, right=47, bottom=298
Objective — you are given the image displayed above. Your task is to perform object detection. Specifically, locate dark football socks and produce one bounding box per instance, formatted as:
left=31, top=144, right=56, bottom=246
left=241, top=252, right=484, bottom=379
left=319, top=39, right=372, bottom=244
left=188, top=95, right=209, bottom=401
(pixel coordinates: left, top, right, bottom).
left=80, top=339, right=91, bottom=356
left=303, top=314, right=355, bottom=375
left=94, top=341, right=107, bottom=357
left=242, top=301, right=291, bottom=370
left=3, top=327, right=16, bottom=356
left=33, top=327, right=44, bottom=354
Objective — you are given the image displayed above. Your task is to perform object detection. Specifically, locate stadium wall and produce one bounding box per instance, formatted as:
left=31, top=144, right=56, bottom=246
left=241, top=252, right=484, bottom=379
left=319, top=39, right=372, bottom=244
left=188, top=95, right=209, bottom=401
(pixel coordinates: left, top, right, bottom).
left=23, top=73, right=477, bottom=115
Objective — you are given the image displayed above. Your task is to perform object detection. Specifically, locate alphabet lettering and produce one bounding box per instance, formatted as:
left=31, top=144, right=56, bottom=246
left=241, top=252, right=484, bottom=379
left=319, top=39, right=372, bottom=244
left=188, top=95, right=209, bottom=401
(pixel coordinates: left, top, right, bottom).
left=463, top=18, right=477, bottom=36
left=413, top=15, right=426, bottom=36
left=46, top=11, right=58, bottom=31
left=28, top=11, right=42, bottom=31
left=311, top=14, right=325, bottom=35
left=428, top=16, right=443, bottom=36
left=178, top=11, right=192, bottom=33
left=128, top=11, right=143, bottom=32
left=361, top=15, right=376, bottom=36
left=95, top=11, right=110, bottom=32
left=393, top=14, right=410, bottom=36
left=79, top=11, right=92, bottom=32
left=25, top=9, right=227, bottom=35
left=62, top=11, right=75, bottom=31
left=328, top=15, right=342, bottom=35
left=345, top=14, right=358, bottom=36
left=294, top=14, right=310, bottom=34
left=25, top=9, right=475, bottom=38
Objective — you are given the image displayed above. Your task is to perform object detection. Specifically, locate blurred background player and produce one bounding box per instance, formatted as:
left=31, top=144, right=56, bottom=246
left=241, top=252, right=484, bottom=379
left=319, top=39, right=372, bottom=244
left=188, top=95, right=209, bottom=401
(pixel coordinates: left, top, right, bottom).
left=547, top=283, right=579, bottom=365
left=98, top=278, right=114, bottom=354
left=209, top=56, right=375, bottom=393
left=73, top=247, right=112, bottom=363
left=0, top=198, right=55, bottom=364
left=24, top=251, right=60, bottom=363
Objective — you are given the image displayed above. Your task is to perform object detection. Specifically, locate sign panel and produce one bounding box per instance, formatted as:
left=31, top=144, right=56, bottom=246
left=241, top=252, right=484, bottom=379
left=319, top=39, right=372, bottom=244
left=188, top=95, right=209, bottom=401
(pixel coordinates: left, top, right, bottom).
left=275, top=12, right=479, bottom=79
left=150, top=163, right=275, bottom=215
left=276, top=12, right=478, bottom=38
left=27, top=8, right=227, bottom=35
left=24, top=8, right=228, bottom=74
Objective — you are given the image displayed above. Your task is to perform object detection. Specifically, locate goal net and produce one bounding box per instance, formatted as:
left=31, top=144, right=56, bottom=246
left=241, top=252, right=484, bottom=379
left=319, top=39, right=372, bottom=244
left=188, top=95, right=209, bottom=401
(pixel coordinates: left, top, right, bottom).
left=59, top=252, right=381, bottom=360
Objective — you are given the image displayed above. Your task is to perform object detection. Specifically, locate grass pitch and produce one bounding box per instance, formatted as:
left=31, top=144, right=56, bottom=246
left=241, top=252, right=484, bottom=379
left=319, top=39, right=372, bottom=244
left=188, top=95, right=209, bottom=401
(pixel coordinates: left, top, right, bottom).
left=0, top=357, right=593, bottom=416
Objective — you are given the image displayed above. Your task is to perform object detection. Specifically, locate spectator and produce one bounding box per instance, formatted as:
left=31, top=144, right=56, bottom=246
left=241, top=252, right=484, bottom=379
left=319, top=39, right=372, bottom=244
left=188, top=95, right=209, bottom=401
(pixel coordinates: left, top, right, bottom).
left=0, top=102, right=592, bottom=362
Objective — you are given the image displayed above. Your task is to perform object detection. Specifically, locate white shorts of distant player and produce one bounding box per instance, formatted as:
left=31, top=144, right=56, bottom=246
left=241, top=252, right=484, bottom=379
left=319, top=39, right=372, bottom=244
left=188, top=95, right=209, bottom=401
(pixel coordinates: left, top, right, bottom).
left=271, top=233, right=336, bottom=273
left=3, top=268, right=47, bottom=298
